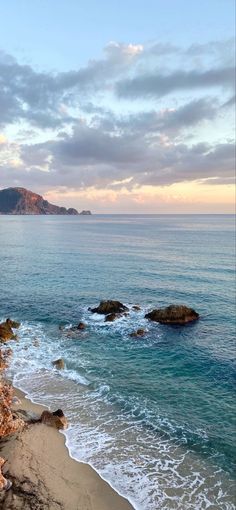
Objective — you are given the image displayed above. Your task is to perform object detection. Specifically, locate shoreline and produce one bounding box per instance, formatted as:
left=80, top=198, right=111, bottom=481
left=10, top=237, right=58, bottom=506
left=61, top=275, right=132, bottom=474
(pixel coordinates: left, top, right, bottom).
left=0, top=384, right=135, bottom=510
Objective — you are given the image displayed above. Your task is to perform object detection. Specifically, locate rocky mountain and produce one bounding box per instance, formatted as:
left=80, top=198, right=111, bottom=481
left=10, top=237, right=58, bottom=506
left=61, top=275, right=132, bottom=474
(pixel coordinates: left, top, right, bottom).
left=0, top=188, right=90, bottom=215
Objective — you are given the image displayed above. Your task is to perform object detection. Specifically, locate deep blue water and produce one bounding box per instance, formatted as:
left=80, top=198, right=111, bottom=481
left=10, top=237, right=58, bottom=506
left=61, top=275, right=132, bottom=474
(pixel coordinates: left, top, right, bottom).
left=0, top=215, right=235, bottom=509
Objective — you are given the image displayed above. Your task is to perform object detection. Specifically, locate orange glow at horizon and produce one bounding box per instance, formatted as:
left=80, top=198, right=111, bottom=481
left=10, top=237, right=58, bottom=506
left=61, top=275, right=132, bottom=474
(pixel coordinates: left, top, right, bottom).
left=44, top=181, right=235, bottom=214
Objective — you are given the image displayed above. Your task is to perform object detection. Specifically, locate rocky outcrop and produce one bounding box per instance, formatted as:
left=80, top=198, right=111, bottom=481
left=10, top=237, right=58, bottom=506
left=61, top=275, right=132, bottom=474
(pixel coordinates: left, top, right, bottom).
left=0, top=187, right=79, bottom=215
left=145, top=305, right=199, bottom=325
left=0, top=457, right=12, bottom=491
left=74, top=322, right=86, bottom=330
left=0, top=381, right=24, bottom=438
left=129, top=328, right=146, bottom=338
left=52, top=359, right=65, bottom=370
left=79, top=210, right=92, bottom=215
left=90, top=300, right=128, bottom=315
left=40, top=409, right=68, bottom=430
left=105, top=313, right=121, bottom=322
left=0, top=319, right=20, bottom=343
left=0, top=348, right=12, bottom=371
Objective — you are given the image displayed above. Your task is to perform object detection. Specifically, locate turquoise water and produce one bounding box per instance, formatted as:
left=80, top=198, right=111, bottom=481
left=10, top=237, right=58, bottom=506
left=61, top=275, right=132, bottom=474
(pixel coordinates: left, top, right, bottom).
left=0, top=215, right=235, bottom=509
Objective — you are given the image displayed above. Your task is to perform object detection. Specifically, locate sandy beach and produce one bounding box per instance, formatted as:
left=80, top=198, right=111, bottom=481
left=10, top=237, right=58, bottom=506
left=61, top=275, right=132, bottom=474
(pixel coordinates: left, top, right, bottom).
left=0, top=387, right=134, bottom=510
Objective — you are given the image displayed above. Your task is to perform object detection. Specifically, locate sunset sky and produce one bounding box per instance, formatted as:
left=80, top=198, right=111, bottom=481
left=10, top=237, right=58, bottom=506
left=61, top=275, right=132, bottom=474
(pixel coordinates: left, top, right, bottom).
left=0, top=0, right=235, bottom=213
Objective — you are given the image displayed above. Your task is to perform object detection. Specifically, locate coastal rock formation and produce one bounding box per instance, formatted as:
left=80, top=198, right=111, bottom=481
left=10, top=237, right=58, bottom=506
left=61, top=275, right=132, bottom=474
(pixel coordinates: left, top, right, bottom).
left=145, top=305, right=199, bottom=325
left=52, top=359, right=65, bottom=370
left=79, top=210, right=92, bottom=215
left=40, top=409, right=68, bottom=430
left=91, top=300, right=128, bottom=315
left=132, top=305, right=141, bottom=311
left=129, top=328, right=146, bottom=338
left=0, top=457, right=12, bottom=491
left=0, top=381, right=24, bottom=437
left=0, top=349, right=12, bottom=371
left=0, top=187, right=79, bottom=215
left=0, top=319, right=20, bottom=342
left=77, top=322, right=86, bottom=330
left=105, top=313, right=121, bottom=322
left=65, top=322, right=87, bottom=336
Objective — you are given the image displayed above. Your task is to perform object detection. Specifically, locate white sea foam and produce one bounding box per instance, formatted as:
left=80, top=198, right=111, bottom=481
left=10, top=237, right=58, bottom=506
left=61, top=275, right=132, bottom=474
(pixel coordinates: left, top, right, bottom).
left=4, top=318, right=236, bottom=510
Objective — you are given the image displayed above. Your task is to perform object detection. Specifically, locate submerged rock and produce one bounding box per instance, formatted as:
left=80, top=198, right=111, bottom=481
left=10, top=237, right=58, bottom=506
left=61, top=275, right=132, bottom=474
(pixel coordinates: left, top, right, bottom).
left=132, top=305, right=141, bottom=311
left=90, top=300, right=128, bottom=315
left=52, top=358, right=65, bottom=370
left=76, top=322, right=86, bottom=330
left=145, top=305, right=199, bottom=325
left=129, top=328, right=147, bottom=338
left=0, top=319, right=20, bottom=342
left=105, top=313, right=122, bottom=322
left=66, top=322, right=87, bottom=336
left=40, top=409, right=68, bottom=430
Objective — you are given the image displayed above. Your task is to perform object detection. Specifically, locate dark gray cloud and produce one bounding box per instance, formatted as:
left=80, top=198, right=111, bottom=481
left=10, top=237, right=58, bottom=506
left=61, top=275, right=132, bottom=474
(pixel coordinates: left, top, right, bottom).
left=116, top=67, right=235, bottom=99
left=0, top=39, right=234, bottom=194
left=222, top=94, right=235, bottom=108
left=0, top=42, right=141, bottom=128
left=108, top=98, right=218, bottom=135
left=0, top=38, right=235, bottom=128
left=1, top=117, right=233, bottom=191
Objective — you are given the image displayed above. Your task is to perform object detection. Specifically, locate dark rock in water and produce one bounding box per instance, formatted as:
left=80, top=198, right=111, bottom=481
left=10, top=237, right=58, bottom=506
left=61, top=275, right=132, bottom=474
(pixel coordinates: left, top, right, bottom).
left=0, top=318, right=20, bottom=342
left=132, top=305, right=141, bottom=311
left=129, top=328, right=146, bottom=337
left=77, top=322, right=86, bottom=330
left=40, top=409, right=68, bottom=429
left=91, top=300, right=128, bottom=315
left=67, top=322, right=86, bottom=333
left=79, top=210, right=92, bottom=215
left=52, top=358, right=65, bottom=370
left=6, top=318, right=20, bottom=329
left=68, top=208, right=79, bottom=215
left=145, top=305, right=199, bottom=325
left=105, top=313, right=122, bottom=322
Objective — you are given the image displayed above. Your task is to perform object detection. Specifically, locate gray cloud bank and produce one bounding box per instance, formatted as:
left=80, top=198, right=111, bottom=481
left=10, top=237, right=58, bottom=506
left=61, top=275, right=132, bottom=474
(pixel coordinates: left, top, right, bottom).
left=0, top=39, right=235, bottom=192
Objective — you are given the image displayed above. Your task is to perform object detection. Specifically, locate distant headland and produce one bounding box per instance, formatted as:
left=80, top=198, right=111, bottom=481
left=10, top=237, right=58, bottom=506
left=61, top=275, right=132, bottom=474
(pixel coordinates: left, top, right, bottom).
left=0, top=188, right=91, bottom=215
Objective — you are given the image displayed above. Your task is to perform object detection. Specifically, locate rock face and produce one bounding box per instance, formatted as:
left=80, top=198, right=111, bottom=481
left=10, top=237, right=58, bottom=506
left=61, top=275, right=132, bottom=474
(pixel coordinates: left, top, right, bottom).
left=145, top=305, right=199, bottom=325
left=91, top=300, right=128, bottom=315
left=0, top=187, right=79, bottom=215
left=0, top=381, right=24, bottom=438
left=40, top=409, right=68, bottom=430
left=129, top=328, right=146, bottom=338
left=0, top=457, right=12, bottom=491
left=52, top=359, right=65, bottom=370
left=105, top=313, right=122, bottom=322
left=0, top=319, right=20, bottom=342
left=76, top=322, right=86, bottom=330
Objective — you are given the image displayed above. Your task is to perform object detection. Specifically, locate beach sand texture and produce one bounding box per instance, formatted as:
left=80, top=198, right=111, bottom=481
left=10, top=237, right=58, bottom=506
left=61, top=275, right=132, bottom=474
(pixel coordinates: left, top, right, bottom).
left=0, top=388, right=134, bottom=510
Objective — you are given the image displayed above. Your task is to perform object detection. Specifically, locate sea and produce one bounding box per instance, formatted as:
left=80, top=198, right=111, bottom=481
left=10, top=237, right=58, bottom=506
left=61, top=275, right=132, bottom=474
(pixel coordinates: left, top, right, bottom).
left=0, top=214, right=235, bottom=510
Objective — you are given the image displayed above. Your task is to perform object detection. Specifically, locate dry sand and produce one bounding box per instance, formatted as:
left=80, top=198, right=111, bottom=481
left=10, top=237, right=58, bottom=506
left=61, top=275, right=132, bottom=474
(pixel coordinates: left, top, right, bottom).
left=0, top=388, right=134, bottom=510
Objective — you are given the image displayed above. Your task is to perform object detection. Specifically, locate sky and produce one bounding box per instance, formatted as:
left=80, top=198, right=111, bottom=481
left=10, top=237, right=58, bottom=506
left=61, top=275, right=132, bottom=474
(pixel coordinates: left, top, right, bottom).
left=0, top=0, right=235, bottom=213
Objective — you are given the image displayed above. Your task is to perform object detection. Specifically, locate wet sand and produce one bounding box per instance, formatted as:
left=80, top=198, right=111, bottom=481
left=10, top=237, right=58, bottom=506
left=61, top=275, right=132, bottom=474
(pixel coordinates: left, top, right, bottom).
left=0, top=387, right=134, bottom=510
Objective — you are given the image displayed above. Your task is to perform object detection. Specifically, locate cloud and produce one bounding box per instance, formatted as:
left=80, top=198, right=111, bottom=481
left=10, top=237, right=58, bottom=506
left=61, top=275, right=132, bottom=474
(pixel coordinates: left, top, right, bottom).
left=0, top=38, right=234, bottom=128
left=0, top=42, right=142, bottom=128
left=110, top=98, right=218, bottom=135
left=1, top=116, right=234, bottom=192
left=0, top=38, right=234, bottom=202
left=116, top=67, right=235, bottom=99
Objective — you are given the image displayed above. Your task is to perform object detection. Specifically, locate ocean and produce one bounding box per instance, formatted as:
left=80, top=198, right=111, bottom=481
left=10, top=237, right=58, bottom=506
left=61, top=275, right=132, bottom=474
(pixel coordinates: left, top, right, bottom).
left=0, top=214, right=235, bottom=510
